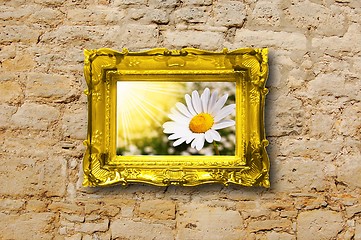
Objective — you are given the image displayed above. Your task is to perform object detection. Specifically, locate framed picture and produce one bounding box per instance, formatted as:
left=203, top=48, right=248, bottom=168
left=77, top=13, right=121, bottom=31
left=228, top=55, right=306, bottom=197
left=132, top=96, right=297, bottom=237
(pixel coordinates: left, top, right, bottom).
left=83, top=47, right=270, bottom=187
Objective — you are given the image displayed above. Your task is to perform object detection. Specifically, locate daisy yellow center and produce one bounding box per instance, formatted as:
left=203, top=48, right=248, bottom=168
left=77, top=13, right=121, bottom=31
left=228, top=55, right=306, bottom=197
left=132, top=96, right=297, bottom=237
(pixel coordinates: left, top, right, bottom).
left=189, top=113, right=214, bottom=133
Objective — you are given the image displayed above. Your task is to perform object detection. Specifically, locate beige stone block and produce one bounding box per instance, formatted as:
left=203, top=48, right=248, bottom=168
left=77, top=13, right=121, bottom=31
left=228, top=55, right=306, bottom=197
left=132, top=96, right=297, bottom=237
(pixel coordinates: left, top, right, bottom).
left=175, top=7, right=208, bottom=23
left=265, top=231, right=295, bottom=240
left=346, top=204, right=361, bottom=218
left=121, top=205, right=134, bottom=217
left=0, top=5, right=37, bottom=21
left=303, top=198, right=328, bottom=211
left=235, top=29, right=307, bottom=51
left=176, top=204, right=243, bottom=240
left=248, top=219, right=292, bottom=232
left=25, top=72, right=77, bottom=102
left=338, top=102, right=361, bottom=137
left=148, top=0, right=179, bottom=7
left=212, top=1, right=246, bottom=27
left=0, top=44, right=16, bottom=60
left=128, top=8, right=146, bottom=20
left=297, top=210, right=344, bottom=240
left=280, top=211, right=298, bottom=218
left=110, top=219, right=174, bottom=240
left=34, top=0, right=64, bottom=6
left=272, top=157, right=327, bottom=192
left=114, top=0, right=147, bottom=5
left=85, top=214, right=101, bottom=221
left=101, top=8, right=127, bottom=25
left=205, top=199, right=237, bottom=210
left=82, top=233, right=111, bottom=240
left=102, top=24, right=159, bottom=50
left=312, top=24, right=361, bottom=54
left=62, top=104, right=87, bottom=140
left=29, top=7, right=63, bottom=25
left=182, top=0, right=212, bottom=5
left=64, top=233, right=82, bottom=240
left=0, top=212, right=54, bottom=240
left=163, top=30, right=223, bottom=50
left=100, top=205, right=120, bottom=217
left=42, top=157, right=67, bottom=197
left=0, top=199, right=24, bottom=212
left=0, top=104, right=16, bottom=128
left=228, top=188, right=261, bottom=201
left=61, top=212, right=85, bottom=222
left=11, top=102, right=60, bottom=130
left=0, top=157, right=38, bottom=196
left=264, top=200, right=294, bottom=212
left=337, top=229, right=355, bottom=240
left=0, top=81, right=22, bottom=104
left=48, top=202, right=84, bottom=215
left=2, top=131, right=57, bottom=159
left=356, top=219, right=361, bottom=240
left=336, top=154, right=361, bottom=190
left=66, top=7, right=126, bottom=25
left=308, top=73, right=346, bottom=97
left=309, top=112, right=334, bottom=139
left=81, top=203, right=100, bottom=215
left=0, top=26, right=40, bottom=44
left=284, top=1, right=346, bottom=36
left=41, top=26, right=108, bottom=47
left=251, top=1, right=281, bottom=27
left=277, top=137, right=343, bottom=158
left=66, top=8, right=93, bottom=23
left=2, top=53, right=35, bottom=71
left=26, top=199, right=48, bottom=212
left=138, top=199, right=176, bottom=220
left=75, top=218, right=109, bottom=234
left=148, top=9, right=170, bottom=24
left=240, top=206, right=272, bottom=220
left=266, top=95, right=303, bottom=137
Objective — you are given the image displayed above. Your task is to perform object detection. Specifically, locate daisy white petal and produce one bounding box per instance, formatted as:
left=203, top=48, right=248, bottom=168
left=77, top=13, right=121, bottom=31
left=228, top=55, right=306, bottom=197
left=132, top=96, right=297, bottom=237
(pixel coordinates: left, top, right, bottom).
left=163, top=128, right=175, bottom=134
left=168, top=133, right=183, bottom=140
left=173, top=137, right=186, bottom=146
left=163, top=124, right=188, bottom=134
left=162, top=121, right=178, bottom=129
left=170, top=107, right=187, bottom=117
left=209, top=129, right=221, bottom=141
left=210, top=94, right=228, bottom=115
left=214, top=104, right=236, bottom=122
left=201, top=88, right=210, bottom=113
left=168, top=113, right=189, bottom=124
left=213, top=120, right=235, bottom=130
left=191, top=137, right=197, bottom=148
left=181, top=130, right=193, bottom=144
left=205, top=130, right=213, bottom=143
left=195, top=134, right=205, bottom=150
left=192, top=90, right=202, bottom=113
left=176, top=102, right=192, bottom=118
left=163, top=127, right=181, bottom=134
left=208, top=90, right=218, bottom=112
left=186, top=133, right=196, bottom=144
left=185, top=94, right=197, bottom=115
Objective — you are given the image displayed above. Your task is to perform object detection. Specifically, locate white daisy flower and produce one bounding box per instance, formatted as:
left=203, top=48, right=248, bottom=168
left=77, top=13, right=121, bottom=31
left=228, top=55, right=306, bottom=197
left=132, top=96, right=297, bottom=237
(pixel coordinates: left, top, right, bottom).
left=162, top=88, right=235, bottom=151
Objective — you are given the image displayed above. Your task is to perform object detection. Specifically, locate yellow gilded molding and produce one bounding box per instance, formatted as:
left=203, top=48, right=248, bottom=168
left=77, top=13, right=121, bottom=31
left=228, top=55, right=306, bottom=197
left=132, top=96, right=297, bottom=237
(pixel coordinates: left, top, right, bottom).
left=83, top=47, right=270, bottom=188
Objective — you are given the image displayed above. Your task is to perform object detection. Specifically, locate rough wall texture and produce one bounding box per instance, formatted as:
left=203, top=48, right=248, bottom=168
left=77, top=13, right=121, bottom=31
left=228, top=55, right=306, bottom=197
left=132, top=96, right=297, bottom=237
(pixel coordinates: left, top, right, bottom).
left=0, top=0, right=360, bottom=239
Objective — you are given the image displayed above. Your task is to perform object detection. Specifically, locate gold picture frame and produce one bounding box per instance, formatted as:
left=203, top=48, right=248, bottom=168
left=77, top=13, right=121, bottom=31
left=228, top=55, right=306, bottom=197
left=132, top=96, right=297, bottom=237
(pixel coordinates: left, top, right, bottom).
left=83, top=47, right=270, bottom=187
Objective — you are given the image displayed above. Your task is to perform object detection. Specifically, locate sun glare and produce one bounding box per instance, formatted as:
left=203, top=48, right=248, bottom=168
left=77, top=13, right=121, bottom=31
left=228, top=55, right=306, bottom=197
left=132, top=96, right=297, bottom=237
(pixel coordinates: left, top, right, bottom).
left=116, top=81, right=185, bottom=149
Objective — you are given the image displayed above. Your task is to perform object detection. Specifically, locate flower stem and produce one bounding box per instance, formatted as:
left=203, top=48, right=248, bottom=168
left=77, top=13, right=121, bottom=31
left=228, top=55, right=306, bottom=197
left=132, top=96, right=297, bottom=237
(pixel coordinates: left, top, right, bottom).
left=213, top=141, right=220, bottom=155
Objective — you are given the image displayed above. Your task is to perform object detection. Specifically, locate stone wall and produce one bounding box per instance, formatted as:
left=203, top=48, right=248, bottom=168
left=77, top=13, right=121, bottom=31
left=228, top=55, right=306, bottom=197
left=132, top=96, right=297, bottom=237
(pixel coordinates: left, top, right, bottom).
left=1, top=0, right=360, bottom=239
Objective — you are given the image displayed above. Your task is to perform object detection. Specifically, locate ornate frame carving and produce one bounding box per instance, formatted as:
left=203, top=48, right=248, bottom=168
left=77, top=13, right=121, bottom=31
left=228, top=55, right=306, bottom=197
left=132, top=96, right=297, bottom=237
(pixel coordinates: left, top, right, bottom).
left=83, top=48, right=270, bottom=187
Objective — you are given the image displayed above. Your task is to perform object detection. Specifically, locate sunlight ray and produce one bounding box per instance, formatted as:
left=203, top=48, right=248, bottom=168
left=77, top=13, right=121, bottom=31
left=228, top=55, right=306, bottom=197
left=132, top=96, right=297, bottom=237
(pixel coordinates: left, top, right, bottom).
left=116, top=81, right=186, bottom=150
